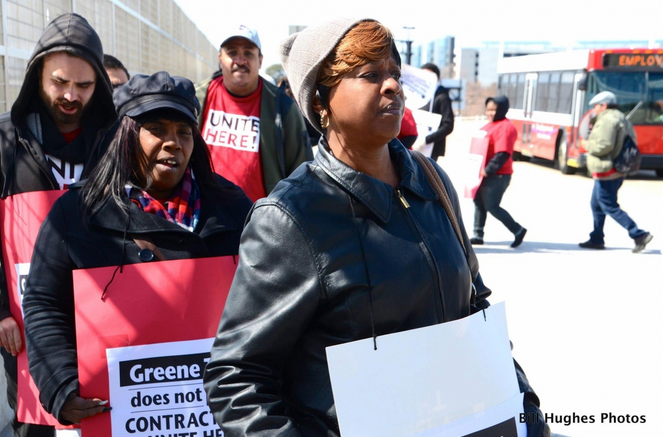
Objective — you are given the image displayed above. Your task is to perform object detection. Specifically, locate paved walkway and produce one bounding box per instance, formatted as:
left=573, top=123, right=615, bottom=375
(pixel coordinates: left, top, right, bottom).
left=0, top=355, right=11, bottom=435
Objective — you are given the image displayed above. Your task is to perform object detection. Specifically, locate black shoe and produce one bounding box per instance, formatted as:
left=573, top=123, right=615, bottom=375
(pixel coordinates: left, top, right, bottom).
left=511, top=228, right=527, bottom=248
left=470, top=237, right=484, bottom=245
left=633, top=233, right=653, bottom=253
left=579, top=240, right=605, bottom=250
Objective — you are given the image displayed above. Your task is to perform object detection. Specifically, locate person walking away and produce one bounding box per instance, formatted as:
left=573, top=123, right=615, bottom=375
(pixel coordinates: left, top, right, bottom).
left=412, top=63, right=454, bottom=160
left=470, top=96, right=527, bottom=248
left=579, top=91, right=653, bottom=253
left=0, top=13, right=118, bottom=437
left=196, top=24, right=312, bottom=202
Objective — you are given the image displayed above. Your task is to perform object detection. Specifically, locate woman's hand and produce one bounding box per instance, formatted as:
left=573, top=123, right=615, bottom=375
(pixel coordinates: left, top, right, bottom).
left=61, top=394, right=111, bottom=424
left=0, top=316, right=23, bottom=356
left=480, top=169, right=488, bottom=177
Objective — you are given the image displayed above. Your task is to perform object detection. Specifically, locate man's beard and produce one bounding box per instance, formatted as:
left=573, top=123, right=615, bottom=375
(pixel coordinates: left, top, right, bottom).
left=39, top=87, right=91, bottom=126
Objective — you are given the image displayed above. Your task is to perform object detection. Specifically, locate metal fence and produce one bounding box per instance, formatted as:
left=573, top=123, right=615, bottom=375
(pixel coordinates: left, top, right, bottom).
left=0, top=0, right=218, bottom=113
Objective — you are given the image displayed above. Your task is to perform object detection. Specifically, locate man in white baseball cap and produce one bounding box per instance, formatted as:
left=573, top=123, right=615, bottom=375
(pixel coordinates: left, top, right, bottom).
left=195, top=24, right=311, bottom=202
left=587, top=90, right=617, bottom=106
left=579, top=90, right=653, bottom=252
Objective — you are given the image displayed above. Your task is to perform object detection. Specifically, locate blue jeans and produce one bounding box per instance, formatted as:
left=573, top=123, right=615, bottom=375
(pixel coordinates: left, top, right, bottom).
left=473, top=174, right=522, bottom=238
left=589, top=178, right=647, bottom=244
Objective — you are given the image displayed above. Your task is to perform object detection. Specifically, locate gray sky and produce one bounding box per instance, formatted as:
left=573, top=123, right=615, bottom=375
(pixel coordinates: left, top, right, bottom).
left=173, top=0, right=661, bottom=69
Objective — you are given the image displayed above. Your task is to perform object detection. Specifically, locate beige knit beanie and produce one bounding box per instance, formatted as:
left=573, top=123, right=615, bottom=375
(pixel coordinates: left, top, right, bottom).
left=279, top=18, right=375, bottom=134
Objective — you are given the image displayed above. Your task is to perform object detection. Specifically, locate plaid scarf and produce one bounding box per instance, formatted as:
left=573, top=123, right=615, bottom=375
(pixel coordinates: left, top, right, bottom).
left=127, top=168, right=201, bottom=232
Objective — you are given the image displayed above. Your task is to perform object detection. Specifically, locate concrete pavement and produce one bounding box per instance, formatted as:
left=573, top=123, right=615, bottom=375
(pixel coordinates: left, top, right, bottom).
left=438, top=118, right=663, bottom=437
left=0, top=355, right=11, bottom=436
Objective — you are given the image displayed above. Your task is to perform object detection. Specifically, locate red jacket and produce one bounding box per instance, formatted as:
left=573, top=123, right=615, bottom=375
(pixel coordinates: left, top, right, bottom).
left=481, top=118, right=516, bottom=175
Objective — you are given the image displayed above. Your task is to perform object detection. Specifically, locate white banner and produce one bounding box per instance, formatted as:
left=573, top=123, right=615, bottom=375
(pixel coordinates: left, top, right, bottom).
left=326, top=302, right=523, bottom=437
left=401, top=64, right=439, bottom=110
left=411, top=109, right=442, bottom=157
left=106, top=338, right=223, bottom=437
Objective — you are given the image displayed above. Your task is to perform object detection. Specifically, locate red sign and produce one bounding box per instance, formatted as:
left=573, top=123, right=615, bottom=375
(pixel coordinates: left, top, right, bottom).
left=73, top=256, right=237, bottom=437
left=0, top=190, right=67, bottom=427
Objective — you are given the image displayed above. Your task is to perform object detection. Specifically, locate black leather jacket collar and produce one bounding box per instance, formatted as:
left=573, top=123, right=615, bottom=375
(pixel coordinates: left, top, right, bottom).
left=315, top=139, right=438, bottom=223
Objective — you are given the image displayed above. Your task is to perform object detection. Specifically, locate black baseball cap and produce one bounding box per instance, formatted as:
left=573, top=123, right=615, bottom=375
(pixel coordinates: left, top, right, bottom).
left=113, top=71, right=200, bottom=124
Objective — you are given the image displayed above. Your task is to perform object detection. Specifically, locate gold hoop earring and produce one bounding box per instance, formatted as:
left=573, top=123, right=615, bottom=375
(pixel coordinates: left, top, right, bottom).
left=320, top=110, right=329, bottom=129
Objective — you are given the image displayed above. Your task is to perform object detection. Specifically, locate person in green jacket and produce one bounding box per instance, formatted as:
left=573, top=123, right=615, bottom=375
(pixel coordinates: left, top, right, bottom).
left=579, top=91, right=653, bottom=253
left=195, top=24, right=312, bottom=202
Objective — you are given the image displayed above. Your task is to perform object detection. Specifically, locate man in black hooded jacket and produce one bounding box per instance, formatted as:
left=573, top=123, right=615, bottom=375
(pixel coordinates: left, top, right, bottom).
left=0, top=13, right=117, bottom=436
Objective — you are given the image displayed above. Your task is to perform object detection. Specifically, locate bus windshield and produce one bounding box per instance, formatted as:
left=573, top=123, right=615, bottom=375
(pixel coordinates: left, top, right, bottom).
left=586, top=71, right=663, bottom=124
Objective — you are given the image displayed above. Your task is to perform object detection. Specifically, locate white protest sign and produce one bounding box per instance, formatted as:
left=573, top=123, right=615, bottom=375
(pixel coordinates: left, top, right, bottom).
left=106, top=338, right=223, bottom=437
left=401, top=64, right=439, bottom=110
left=411, top=109, right=442, bottom=157
left=326, top=302, right=521, bottom=437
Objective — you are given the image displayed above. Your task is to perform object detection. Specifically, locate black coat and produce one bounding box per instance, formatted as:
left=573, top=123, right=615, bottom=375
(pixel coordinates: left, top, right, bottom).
left=204, top=141, right=540, bottom=436
left=22, top=180, right=251, bottom=424
left=425, top=85, right=455, bottom=158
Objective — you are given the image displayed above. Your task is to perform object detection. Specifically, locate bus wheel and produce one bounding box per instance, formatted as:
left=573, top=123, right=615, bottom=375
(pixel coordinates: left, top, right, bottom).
left=556, top=137, right=575, bottom=175
left=656, top=169, right=663, bottom=177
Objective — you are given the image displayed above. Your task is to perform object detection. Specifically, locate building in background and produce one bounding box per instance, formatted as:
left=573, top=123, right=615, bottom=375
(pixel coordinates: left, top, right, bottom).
left=0, top=0, right=218, bottom=112
left=405, top=36, right=455, bottom=76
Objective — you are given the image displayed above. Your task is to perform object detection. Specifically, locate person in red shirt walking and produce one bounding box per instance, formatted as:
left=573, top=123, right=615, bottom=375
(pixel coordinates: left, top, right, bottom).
left=470, top=96, right=527, bottom=248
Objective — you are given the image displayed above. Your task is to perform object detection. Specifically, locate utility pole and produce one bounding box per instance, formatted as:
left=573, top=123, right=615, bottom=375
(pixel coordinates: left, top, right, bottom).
left=401, top=26, right=415, bottom=65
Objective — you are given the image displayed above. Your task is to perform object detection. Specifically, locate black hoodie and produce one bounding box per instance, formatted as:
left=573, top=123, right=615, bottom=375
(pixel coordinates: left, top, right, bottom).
left=486, top=95, right=509, bottom=122
left=0, top=13, right=117, bottom=319
left=0, top=13, right=117, bottom=198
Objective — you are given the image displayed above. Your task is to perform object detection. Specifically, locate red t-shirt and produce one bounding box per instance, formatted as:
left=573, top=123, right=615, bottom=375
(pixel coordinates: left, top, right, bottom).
left=62, top=127, right=82, bottom=144
left=201, top=76, right=266, bottom=202
left=398, top=107, right=418, bottom=139
left=480, top=118, right=516, bottom=175
left=45, top=127, right=84, bottom=189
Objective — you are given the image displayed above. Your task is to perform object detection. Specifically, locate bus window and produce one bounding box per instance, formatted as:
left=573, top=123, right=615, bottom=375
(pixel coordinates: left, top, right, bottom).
left=502, top=74, right=512, bottom=105
left=548, top=72, right=561, bottom=113
left=586, top=71, right=646, bottom=119
left=535, top=72, right=549, bottom=111
left=514, top=74, right=526, bottom=109
left=558, top=72, right=575, bottom=115
left=507, top=75, right=517, bottom=108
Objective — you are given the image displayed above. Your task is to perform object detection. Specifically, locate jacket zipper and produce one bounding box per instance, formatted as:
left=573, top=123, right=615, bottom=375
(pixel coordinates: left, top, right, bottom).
left=19, top=137, right=57, bottom=190
left=397, top=189, right=410, bottom=208
left=395, top=188, right=446, bottom=322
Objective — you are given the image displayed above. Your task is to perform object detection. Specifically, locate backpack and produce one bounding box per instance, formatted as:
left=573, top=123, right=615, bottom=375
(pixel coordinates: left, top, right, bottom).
left=613, top=132, right=641, bottom=175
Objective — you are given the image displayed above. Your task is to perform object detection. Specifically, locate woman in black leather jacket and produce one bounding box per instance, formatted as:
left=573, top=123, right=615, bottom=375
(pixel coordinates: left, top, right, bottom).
left=23, top=72, right=252, bottom=426
left=204, top=18, right=548, bottom=437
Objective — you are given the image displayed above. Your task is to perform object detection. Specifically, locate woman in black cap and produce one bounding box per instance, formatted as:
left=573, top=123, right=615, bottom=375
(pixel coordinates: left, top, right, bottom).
left=22, top=71, right=252, bottom=425
left=204, top=18, right=548, bottom=437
